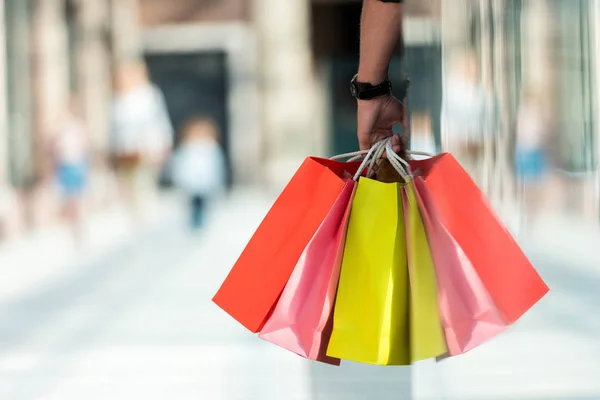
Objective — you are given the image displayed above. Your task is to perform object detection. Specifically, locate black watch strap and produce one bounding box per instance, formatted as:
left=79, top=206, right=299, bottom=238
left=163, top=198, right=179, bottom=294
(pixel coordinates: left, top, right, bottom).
left=350, top=74, right=392, bottom=100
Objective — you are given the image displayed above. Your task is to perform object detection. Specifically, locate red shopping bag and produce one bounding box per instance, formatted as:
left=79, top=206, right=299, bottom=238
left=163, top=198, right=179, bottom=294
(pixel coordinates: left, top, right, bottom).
left=213, top=157, right=362, bottom=333
left=413, top=178, right=507, bottom=355
left=258, top=180, right=356, bottom=365
left=409, top=154, right=549, bottom=324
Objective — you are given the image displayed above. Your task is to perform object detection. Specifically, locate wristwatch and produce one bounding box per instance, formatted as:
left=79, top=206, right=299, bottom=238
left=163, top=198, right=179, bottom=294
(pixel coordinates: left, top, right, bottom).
left=350, top=74, right=410, bottom=101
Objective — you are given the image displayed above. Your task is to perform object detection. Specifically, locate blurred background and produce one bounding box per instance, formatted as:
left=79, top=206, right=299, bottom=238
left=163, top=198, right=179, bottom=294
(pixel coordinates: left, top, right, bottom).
left=0, top=0, right=599, bottom=399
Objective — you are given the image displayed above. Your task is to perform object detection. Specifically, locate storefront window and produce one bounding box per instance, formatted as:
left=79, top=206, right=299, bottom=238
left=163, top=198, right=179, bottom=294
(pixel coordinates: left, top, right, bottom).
left=553, top=0, right=596, bottom=173
left=4, top=0, right=34, bottom=187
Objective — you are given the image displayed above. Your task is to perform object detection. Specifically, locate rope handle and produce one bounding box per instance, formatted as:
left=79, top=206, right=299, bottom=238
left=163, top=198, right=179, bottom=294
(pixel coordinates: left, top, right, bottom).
left=352, top=139, right=388, bottom=181
left=329, top=136, right=434, bottom=182
left=330, top=145, right=434, bottom=162
left=385, top=140, right=412, bottom=181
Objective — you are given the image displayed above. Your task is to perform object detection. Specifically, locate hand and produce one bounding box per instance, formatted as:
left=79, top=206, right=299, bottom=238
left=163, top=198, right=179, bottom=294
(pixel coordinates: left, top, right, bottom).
left=357, top=95, right=407, bottom=154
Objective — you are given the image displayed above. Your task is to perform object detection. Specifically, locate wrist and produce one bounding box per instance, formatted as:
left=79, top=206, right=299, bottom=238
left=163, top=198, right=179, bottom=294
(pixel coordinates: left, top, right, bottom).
left=356, top=68, right=388, bottom=85
left=351, top=74, right=392, bottom=100
left=357, top=94, right=391, bottom=106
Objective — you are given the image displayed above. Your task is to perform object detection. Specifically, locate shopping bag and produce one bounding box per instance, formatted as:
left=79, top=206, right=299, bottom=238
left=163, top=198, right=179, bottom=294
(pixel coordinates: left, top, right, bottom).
left=213, top=157, right=362, bottom=332
left=401, top=182, right=448, bottom=362
left=413, top=177, right=506, bottom=356
left=326, top=177, right=411, bottom=365
left=409, top=154, right=549, bottom=324
left=258, top=180, right=357, bottom=365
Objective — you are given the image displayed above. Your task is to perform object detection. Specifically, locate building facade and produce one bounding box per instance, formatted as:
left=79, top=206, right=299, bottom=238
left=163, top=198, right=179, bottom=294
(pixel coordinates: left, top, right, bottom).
left=3, top=0, right=595, bottom=237
left=439, top=0, right=600, bottom=221
left=0, top=0, right=141, bottom=235
left=135, top=0, right=599, bottom=222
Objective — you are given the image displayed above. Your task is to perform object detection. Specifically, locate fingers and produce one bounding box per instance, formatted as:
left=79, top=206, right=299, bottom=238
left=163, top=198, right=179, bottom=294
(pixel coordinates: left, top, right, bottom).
left=391, top=134, right=401, bottom=154
left=399, top=134, right=408, bottom=153
left=357, top=95, right=406, bottom=151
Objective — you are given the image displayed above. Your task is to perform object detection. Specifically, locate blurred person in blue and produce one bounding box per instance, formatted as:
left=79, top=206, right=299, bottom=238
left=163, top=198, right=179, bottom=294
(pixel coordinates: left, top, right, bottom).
left=51, top=95, right=90, bottom=243
left=515, top=87, right=550, bottom=231
left=171, top=116, right=226, bottom=230
left=110, top=59, right=173, bottom=224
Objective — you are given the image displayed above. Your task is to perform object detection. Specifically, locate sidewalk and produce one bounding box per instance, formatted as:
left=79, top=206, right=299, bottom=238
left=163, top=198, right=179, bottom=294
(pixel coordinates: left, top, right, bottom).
left=0, top=192, right=180, bottom=304
left=2, top=185, right=599, bottom=399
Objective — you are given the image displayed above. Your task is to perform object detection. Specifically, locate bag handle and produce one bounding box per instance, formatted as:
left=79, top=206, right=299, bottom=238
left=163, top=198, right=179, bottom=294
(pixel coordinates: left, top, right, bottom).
left=330, top=136, right=433, bottom=182
left=352, top=139, right=388, bottom=181
left=384, top=139, right=412, bottom=181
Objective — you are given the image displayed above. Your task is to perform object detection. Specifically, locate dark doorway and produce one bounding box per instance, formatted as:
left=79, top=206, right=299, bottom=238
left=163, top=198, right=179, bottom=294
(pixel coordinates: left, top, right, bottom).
left=144, top=52, right=231, bottom=186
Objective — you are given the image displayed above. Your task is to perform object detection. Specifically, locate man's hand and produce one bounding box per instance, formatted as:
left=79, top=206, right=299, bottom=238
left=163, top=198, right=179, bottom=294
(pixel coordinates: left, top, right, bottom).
left=357, top=95, right=407, bottom=153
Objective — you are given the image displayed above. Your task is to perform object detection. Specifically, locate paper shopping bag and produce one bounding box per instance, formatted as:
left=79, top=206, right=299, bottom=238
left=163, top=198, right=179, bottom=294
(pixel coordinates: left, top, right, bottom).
left=401, top=183, right=448, bottom=362
left=409, top=154, right=549, bottom=324
left=258, top=180, right=357, bottom=365
left=326, top=178, right=411, bottom=365
left=213, top=157, right=362, bottom=332
left=413, top=177, right=506, bottom=356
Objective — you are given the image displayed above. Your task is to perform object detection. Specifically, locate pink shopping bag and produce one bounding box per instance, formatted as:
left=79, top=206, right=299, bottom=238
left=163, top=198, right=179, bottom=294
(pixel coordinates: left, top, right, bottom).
left=413, top=177, right=507, bottom=356
left=258, top=180, right=357, bottom=365
left=409, top=154, right=548, bottom=324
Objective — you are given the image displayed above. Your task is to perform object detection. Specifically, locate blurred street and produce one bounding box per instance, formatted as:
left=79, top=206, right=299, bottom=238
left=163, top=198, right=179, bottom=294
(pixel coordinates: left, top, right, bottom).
left=0, top=0, right=599, bottom=398
left=0, top=189, right=598, bottom=400
left=0, top=190, right=409, bottom=400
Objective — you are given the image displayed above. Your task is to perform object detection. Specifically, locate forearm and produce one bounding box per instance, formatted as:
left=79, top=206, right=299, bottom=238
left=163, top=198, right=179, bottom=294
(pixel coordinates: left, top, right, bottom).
left=357, top=0, right=403, bottom=84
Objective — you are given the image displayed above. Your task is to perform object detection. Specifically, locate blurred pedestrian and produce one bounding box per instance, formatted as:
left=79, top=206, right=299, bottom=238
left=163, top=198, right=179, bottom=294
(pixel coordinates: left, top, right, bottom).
left=515, top=87, right=550, bottom=231
left=51, top=95, right=90, bottom=244
left=110, top=59, right=173, bottom=224
left=171, top=117, right=226, bottom=230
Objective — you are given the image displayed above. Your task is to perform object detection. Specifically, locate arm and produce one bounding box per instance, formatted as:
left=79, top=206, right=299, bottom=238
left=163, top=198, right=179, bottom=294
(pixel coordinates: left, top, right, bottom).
left=356, top=0, right=406, bottom=152
left=357, top=0, right=404, bottom=84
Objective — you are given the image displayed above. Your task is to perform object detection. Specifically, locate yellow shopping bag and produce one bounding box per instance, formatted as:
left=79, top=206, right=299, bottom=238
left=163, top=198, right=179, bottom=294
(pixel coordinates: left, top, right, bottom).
left=327, top=177, right=411, bottom=365
left=403, top=182, right=447, bottom=362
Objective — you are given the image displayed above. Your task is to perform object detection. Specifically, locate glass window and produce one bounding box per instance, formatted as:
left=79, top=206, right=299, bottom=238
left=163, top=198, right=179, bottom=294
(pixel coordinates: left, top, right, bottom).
left=553, top=0, right=596, bottom=173
left=4, top=0, right=34, bottom=187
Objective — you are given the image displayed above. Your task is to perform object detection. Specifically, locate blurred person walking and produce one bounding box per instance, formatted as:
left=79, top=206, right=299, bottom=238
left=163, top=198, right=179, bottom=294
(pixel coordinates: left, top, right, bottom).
left=110, top=60, right=173, bottom=225
left=51, top=96, right=90, bottom=244
left=171, top=117, right=226, bottom=231
left=515, top=88, right=550, bottom=232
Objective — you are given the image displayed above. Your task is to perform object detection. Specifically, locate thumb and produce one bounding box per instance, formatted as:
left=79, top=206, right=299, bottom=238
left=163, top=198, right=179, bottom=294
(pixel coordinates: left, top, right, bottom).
left=358, top=130, right=371, bottom=151
left=357, top=111, right=377, bottom=151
